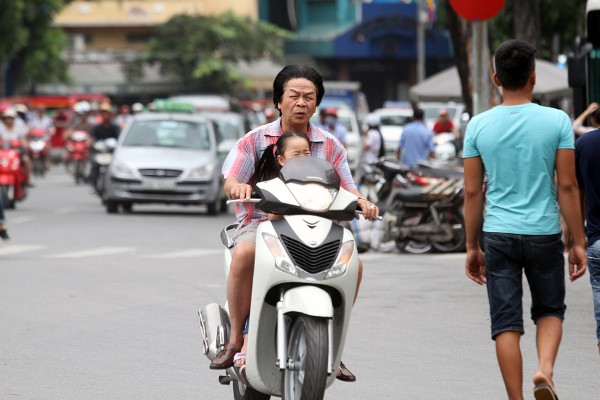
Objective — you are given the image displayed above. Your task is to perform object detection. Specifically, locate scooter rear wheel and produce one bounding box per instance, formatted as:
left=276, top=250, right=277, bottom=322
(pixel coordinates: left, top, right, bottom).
left=232, top=380, right=270, bottom=400
left=281, top=315, right=328, bottom=400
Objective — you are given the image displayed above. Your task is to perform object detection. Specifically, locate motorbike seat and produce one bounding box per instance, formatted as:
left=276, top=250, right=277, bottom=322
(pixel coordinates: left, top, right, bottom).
left=394, top=187, right=429, bottom=203
left=376, top=159, right=411, bottom=175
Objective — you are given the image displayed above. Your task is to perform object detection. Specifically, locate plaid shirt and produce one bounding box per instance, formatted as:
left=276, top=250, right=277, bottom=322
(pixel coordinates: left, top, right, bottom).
left=222, top=118, right=357, bottom=225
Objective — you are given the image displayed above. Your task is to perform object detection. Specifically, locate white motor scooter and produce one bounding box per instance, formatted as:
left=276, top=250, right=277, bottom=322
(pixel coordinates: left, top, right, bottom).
left=199, top=156, right=362, bottom=400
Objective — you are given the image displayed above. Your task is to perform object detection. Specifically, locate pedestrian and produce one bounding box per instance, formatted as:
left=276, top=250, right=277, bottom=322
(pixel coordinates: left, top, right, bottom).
left=396, top=108, right=434, bottom=168
left=210, top=64, right=380, bottom=383
left=432, top=108, right=458, bottom=136
left=0, top=192, right=9, bottom=242
left=463, top=39, right=587, bottom=400
left=574, top=126, right=600, bottom=356
left=318, top=107, right=348, bottom=147
left=572, top=102, right=600, bottom=137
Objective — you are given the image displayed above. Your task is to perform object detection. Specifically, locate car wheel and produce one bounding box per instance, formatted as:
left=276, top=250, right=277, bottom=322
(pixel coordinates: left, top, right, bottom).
left=106, top=200, right=119, bottom=214
left=122, top=202, right=133, bottom=213
left=206, top=200, right=218, bottom=216
left=220, top=197, right=229, bottom=213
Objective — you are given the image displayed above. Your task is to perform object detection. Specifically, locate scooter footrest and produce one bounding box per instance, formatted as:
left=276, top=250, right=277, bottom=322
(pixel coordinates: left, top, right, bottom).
left=218, top=375, right=232, bottom=385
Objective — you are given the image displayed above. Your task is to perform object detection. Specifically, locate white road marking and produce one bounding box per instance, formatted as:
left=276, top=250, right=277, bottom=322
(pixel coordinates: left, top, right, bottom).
left=141, top=249, right=222, bottom=259
left=46, top=247, right=136, bottom=258
left=0, top=245, right=47, bottom=256
left=54, top=207, right=80, bottom=215
left=8, top=216, right=35, bottom=224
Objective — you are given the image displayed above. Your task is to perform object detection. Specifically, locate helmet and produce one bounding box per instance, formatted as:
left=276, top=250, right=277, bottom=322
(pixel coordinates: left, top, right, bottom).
left=99, top=102, right=112, bottom=113
left=14, top=104, right=28, bottom=114
left=365, top=113, right=381, bottom=127
left=74, top=101, right=91, bottom=114
left=132, top=102, right=144, bottom=113
left=2, top=108, right=17, bottom=118
left=324, top=107, right=337, bottom=117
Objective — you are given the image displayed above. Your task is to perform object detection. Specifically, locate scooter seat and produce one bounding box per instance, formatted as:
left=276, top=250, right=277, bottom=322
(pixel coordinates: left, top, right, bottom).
left=394, top=187, right=429, bottom=203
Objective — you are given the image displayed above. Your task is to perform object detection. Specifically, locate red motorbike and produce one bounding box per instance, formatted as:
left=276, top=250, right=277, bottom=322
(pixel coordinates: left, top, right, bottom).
left=65, top=130, right=91, bottom=184
left=0, top=138, right=28, bottom=209
left=27, top=128, right=50, bottom=177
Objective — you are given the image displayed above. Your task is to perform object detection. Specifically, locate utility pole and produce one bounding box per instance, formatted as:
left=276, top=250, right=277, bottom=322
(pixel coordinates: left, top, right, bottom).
left=417, top=0, right=425, bottom=82
left=472, top=21, right=489, bottom=116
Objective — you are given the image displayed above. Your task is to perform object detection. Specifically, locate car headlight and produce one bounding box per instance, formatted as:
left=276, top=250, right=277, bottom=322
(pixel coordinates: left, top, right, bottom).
left=188, top=164, right=214, bottom=180
left=110, top=161, right=135, bottom=178
left=325, top=240, right=354, bottom=279
left=287, top=182, right=338, bottom=212
left=262, top=233, right=297, bottom=276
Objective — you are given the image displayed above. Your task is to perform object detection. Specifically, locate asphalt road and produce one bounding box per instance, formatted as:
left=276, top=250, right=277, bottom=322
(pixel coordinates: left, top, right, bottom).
left=0, top=168, right=598, bottom=399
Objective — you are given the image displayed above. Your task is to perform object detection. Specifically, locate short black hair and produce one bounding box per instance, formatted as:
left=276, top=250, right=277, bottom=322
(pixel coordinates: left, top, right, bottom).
left=413, top=108, right=424, bottom=120
left=272, top=65, right=325, bottom=116
left=494, top=39, right=537, bottom=90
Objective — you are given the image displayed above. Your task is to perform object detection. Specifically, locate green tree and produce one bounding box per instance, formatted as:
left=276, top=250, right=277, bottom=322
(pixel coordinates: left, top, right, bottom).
left=0, top=0, right=70, bottom=95
left=127, top=12, right=290, bottom=94
left=440, top=0, right=587, bottom=114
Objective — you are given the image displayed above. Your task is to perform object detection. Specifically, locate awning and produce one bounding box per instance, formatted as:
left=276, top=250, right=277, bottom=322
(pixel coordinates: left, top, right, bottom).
left=409, top=59, right=572, bottom=103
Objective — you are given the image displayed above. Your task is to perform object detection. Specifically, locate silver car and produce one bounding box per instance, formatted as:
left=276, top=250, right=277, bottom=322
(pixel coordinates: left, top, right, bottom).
left=104, top=113, right=226, bottom=215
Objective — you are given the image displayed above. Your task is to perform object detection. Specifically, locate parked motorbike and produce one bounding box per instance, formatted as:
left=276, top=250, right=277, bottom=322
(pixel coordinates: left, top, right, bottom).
left=199, top=156, right=361, bottom=400
left=27, top=128, right=50, bottom=177
left=91, top=137, right=117, bottom=199
left=360, top=158, right=466, bottom=254
left=65, top=131, right=91, bottom=185
left=0, top=139, right=28, bottom=209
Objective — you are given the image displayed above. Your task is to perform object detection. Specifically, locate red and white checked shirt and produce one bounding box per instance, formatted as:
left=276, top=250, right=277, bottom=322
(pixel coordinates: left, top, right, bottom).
left=222, top=118, right=357, bottom=225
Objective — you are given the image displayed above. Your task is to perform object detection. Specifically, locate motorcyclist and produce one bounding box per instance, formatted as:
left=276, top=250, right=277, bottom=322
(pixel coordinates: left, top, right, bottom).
left=211, top=65, right=379, bottom=382
left=0, top=108, right=34, bottom=187
left=88, top=103, right=119, bottom=186
left=0, top=190, right=9, bottom=242
left=319, top=107, right=348, bottom=148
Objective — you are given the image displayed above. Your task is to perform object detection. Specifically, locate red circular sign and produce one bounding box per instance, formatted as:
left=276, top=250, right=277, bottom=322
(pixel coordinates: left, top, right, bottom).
left=449, top=0, right=506, bottom=22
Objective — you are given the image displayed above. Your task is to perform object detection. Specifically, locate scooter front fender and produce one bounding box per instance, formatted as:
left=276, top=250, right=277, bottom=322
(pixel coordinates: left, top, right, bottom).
left=282, top=286, right=333, bottom=318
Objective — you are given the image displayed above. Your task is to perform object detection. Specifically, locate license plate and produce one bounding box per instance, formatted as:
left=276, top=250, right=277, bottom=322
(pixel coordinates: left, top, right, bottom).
left=143, top=179, right=176, bottom=190
left=95, top=154, right=112, bottom=164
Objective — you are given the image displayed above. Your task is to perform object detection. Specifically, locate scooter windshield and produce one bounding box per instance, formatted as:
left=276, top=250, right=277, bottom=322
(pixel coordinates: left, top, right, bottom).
left=279, top=156, right=340, bottom=189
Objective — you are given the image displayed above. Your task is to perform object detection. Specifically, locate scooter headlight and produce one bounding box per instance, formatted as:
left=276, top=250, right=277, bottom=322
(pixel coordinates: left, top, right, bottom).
left=262, top=233, right=297, bottom=276
left=287, top=182, right=337, bottom=212
left=325, top=240, right=354, bottom=279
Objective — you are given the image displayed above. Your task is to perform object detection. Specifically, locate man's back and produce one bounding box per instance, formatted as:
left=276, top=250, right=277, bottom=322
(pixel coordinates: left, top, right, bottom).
left=464, top=103, right=573, bottom=235
left=576, top=129, right=600, bottom=246
left=398, top=120, right=433, bottom=167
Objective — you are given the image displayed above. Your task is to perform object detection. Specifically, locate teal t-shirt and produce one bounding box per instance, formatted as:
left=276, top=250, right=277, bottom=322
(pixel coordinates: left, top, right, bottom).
left=463, top=103, right=574, bottom=235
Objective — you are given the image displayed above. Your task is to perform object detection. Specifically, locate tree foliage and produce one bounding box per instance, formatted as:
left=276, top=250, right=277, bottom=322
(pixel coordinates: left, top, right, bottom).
left=488, top=0, right=587, bottom=58
left=0, top=0, right=70, bottom=94
left=128, top=12, right=290, bottom=94
left=439, top=0, right=587, bottom=114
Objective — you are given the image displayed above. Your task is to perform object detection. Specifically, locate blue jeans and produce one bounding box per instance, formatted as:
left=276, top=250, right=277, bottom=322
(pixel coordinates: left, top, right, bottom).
left=0, top=192, right=5, bottom=225
left=588, top=240, right=600, bottom=343
left=483, top=232, right=566, bottom=340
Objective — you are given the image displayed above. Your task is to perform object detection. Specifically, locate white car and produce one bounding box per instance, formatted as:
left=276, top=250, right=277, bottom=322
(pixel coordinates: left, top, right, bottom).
left=372, top=107, right=413, bottom=159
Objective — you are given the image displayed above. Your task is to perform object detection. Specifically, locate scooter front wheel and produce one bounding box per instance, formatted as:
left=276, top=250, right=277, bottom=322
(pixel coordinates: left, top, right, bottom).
left=282, top=315, right=328, bottom=400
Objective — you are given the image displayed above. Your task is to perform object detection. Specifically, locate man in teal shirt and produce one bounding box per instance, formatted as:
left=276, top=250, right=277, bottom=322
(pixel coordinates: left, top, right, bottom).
left=463, top=39, right=587, bottom=400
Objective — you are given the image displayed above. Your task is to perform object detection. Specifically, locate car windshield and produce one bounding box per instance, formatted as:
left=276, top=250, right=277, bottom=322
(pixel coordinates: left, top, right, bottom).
left=122, top=120, right=211, bottom=150
left=213, top=115, right=243, bottom=141
left=378, top=114, right=410, bottom=126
